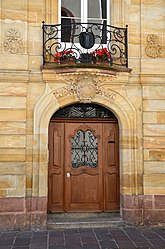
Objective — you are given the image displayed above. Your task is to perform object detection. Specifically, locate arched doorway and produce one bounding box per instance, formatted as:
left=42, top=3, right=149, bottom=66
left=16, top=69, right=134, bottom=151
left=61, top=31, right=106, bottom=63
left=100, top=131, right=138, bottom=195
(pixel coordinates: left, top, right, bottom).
left=48, top=103, right=120, bottom=213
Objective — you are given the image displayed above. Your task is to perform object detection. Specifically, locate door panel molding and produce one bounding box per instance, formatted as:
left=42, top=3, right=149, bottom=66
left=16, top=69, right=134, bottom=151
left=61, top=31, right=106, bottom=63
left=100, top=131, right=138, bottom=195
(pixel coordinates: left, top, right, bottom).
left=48, top=119, right=119, bottom=213
left=65, top=122, right=103, bottom=211
left=48, top=122, right=64, bottom=212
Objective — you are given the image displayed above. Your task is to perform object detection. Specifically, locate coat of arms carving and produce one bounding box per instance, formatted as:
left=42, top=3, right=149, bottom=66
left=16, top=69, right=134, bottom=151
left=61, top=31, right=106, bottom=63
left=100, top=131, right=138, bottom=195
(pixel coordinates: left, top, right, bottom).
left=76, top=76, right=96, bottom=103
left=145, top=34, right=162, bottom=58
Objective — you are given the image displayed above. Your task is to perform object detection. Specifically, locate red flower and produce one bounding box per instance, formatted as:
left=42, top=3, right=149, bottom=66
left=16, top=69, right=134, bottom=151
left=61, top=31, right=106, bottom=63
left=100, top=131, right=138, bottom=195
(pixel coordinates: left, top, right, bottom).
left=91, top=48, right=111, bottom=61
left=54, top=49, right=75, bottom=63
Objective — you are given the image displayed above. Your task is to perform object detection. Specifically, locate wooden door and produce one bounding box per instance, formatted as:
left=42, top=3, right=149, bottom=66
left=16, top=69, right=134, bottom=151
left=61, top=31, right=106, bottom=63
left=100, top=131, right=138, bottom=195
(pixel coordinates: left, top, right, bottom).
left=48, top=122, right=64, bottom=212
left=48, top=120, right=119, bottom=213
left=65, top=122, right=103, bottom=211
left=103, top=123, right=120, bottom=211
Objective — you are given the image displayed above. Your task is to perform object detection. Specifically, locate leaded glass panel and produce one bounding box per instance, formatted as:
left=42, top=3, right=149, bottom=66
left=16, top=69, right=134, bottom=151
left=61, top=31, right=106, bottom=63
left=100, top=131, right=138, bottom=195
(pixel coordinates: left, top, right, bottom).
left=72, top=130, right=98, bottom=168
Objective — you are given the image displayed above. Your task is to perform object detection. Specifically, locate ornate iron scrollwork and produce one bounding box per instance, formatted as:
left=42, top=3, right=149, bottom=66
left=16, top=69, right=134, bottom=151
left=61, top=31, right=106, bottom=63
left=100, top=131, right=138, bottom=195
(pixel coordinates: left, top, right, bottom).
left=72, top=130, right=98, bottom=168
left=42, top=22, right=128, bottom=67
left=52, top=103, right=117, bottom=119
left=79, top=32, right=95, bottom=49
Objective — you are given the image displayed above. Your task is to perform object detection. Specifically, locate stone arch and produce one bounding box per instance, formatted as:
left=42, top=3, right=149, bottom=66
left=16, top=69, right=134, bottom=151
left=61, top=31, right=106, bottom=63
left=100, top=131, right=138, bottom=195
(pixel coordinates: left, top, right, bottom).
left=33, top=81, right=143, bottom=219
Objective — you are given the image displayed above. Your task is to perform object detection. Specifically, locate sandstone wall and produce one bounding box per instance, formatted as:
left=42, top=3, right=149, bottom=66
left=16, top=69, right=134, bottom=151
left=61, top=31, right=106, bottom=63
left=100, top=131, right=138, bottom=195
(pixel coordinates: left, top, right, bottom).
left=0, top=0, right=164, bottom=228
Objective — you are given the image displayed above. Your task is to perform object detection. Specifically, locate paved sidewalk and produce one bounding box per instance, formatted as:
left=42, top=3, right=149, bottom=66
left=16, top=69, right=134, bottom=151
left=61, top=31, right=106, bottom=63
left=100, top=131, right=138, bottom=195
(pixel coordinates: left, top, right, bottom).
left=0, top=226, right=165, bottom=249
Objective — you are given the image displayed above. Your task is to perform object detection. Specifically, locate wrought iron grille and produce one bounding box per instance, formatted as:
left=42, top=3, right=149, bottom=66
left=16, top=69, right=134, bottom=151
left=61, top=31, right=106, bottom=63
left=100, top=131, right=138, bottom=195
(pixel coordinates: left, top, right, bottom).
left=52, top=103, right=117, bottom=119
left=72, top=130, right=98, bottom=168
left=42, top=22, right=128, bottom=67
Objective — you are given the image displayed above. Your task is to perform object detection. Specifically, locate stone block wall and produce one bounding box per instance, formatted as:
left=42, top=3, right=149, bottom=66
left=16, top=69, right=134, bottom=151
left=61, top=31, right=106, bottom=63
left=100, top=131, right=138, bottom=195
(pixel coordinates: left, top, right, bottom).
left=142, top=84, right=165, bottom=225
left=0, top=0, right=164, bottom=228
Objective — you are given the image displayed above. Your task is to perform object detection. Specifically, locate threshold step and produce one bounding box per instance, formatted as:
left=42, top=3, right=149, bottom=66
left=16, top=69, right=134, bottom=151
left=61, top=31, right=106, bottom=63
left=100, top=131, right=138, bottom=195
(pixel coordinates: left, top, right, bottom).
left=47, top=212, right=124, bottom=229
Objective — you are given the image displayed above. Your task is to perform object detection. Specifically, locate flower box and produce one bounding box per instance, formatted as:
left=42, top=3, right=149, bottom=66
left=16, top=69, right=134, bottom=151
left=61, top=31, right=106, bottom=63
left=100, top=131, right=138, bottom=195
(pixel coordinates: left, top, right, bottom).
left=91, top=48, right=112, bottom=65
left=80, top=53, right=93, bottom=63
left=54, top=49, right=76, bottom=64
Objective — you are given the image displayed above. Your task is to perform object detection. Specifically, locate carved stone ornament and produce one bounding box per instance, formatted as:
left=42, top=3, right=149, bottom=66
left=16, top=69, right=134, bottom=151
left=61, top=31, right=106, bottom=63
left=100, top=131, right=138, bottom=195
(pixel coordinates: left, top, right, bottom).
left=57, top=72, right=116, bottom=85
left=77, top=76, right=96, bottom=103
left=54, top=82, right=77, bottom=98
left=53, top=73, right=116, bottom=102
left=145, top=34, right=162, bottom=58
left=4, top=29, right=23, bottom=54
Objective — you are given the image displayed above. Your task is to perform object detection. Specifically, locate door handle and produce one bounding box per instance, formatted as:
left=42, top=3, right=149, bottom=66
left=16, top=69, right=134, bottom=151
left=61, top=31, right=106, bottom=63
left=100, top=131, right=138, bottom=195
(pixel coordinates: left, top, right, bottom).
left=66, top=172, right=70, bottom=177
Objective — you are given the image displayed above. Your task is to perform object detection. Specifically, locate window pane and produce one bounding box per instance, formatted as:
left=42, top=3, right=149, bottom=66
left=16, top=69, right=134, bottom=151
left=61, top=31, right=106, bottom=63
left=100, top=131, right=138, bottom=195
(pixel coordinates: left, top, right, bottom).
left=88, top=0, right=107, bottom=20
left=88, top=0, right=100, bottom=19
left=61, top=0, right=81, bottom=19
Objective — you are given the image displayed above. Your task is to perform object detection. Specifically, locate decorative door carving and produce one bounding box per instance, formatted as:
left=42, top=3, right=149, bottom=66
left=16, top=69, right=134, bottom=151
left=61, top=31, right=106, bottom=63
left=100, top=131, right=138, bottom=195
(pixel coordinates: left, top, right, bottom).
left=65, top=123, right=103, bottom=211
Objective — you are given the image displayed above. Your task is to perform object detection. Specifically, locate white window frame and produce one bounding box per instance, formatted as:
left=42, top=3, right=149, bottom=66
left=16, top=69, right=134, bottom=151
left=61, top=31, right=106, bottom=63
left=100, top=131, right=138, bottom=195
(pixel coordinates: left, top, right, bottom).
left=59, top=0, right=110, bottom=26
left=58, top=0, right=111, bottom=53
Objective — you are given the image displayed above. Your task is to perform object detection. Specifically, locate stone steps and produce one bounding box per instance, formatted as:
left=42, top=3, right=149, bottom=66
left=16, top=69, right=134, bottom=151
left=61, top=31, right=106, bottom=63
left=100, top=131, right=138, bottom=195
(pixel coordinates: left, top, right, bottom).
left=47, top=212, right=124, bottom=229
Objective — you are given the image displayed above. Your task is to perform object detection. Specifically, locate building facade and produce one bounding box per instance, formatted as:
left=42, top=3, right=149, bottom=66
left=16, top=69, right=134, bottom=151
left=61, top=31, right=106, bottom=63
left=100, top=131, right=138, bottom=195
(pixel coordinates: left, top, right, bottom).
left=0, top=0, right=165, bottom=229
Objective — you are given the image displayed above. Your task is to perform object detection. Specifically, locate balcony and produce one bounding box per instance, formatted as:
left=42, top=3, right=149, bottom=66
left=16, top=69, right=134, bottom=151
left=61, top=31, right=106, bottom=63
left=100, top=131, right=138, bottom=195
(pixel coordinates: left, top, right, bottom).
left=42, top=22, right=128, bottom=70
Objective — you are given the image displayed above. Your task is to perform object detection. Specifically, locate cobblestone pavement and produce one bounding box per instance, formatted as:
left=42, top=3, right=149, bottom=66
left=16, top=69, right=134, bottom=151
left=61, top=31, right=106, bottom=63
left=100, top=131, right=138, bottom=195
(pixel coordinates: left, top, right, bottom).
left=0, top=226, right=165, bottom=249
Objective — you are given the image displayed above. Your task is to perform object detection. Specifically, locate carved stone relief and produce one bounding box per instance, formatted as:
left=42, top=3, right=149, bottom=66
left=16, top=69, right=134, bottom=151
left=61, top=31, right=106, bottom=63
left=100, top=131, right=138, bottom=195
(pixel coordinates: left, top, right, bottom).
left=57, top=72, right=116, bottom=85
left=145, top=34, right=162, bottom=58
left=76, top=75, right=96, bottom=103
left=4, top=29, right=23, bottom=54
left=53, top=73, right=116, bottom=103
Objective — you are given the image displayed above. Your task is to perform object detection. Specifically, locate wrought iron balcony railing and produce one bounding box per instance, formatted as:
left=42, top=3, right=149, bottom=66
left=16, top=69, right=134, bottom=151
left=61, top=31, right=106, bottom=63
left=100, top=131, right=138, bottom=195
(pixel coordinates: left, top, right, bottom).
left=42, top=22, right=128, bottom=68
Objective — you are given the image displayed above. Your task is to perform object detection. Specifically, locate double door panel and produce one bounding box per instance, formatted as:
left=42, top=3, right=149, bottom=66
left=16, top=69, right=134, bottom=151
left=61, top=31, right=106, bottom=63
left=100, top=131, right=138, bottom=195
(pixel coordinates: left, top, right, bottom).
left=48, top=121, right=119, bottom=212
